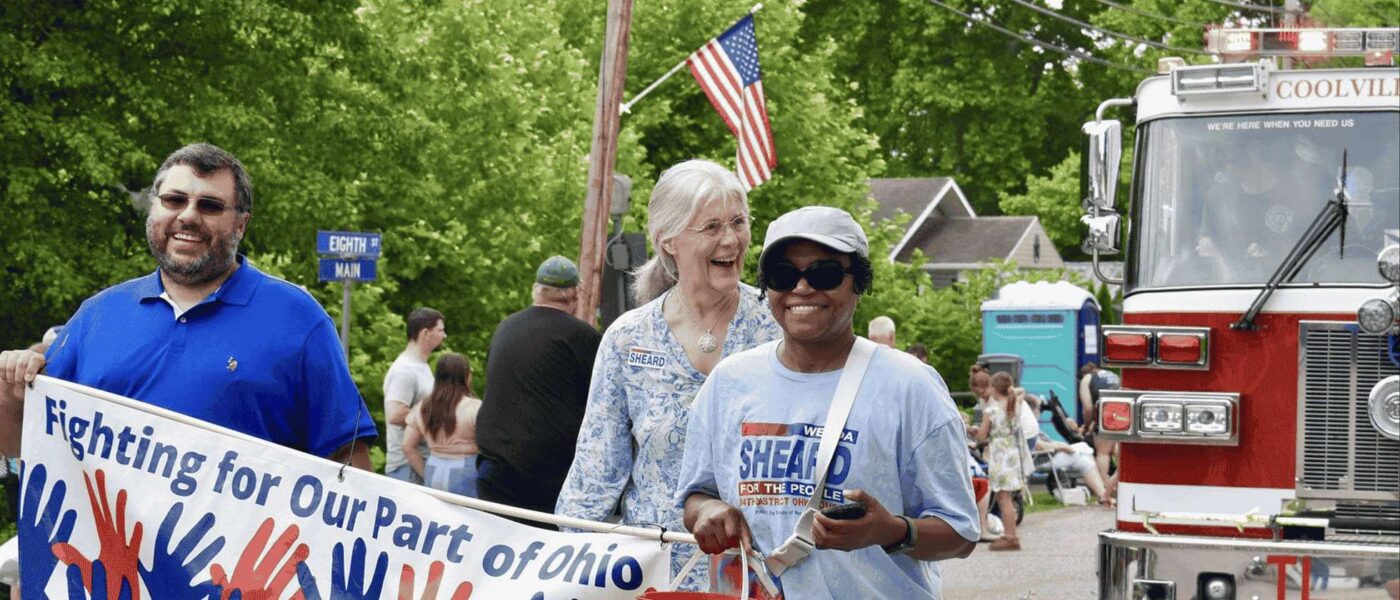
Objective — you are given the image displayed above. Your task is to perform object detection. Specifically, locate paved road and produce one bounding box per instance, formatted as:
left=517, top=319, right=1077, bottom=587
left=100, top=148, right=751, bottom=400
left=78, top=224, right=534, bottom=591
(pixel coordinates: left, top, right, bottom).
left=939, top=504, right=1116, bottom=599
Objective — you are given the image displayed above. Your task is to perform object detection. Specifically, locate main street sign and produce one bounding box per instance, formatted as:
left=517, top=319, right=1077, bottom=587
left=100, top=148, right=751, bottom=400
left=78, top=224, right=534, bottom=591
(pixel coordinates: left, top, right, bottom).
left=318, top=258, right=378, bottom=282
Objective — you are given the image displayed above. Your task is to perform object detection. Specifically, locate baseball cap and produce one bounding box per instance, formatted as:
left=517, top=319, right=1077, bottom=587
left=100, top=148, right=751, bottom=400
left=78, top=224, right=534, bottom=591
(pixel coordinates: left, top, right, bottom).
left=759, top=206, right=869, bottom=266
left=535, top=255, right=580, bottom=288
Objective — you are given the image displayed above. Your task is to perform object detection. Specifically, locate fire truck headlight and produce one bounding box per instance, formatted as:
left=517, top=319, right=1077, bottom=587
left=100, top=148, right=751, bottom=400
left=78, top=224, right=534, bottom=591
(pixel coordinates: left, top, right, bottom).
left=1140, top=402, right=1184, bottom=433
left=1185, top=404, right=1231, bottom=435
left=1368, top=376, right=1399, bottom=441
left=1357, top=298, right=1396, bottom=334
left=1378, top=244, right=1399, bottom=283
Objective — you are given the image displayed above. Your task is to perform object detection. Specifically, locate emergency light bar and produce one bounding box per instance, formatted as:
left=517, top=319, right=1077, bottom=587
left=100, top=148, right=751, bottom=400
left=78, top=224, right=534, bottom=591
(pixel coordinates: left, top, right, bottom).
left=1171, top=61, right=1268, bottom=96
left=1206, top=27, right=1400, bottom=58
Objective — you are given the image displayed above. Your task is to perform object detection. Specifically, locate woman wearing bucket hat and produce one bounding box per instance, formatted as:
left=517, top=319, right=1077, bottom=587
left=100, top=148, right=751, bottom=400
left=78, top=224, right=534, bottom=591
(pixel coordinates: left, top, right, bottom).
left=676, top=206, right=979, bottom=599
left=556, top=159, right=780, bottom=590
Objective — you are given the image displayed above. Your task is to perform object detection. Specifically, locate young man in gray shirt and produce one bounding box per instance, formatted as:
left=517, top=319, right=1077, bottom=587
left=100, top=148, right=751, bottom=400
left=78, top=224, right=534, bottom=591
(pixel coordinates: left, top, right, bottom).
left=383, top=307, right=445, bottom=483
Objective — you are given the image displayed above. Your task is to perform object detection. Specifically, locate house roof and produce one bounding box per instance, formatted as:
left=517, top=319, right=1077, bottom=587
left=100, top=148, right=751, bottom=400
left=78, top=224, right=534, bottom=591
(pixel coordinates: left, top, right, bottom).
left=868, top=177, right=977, bottom=262
left=896, top=216, right=1038, bottom=265
left=868, top=178, right=952, bottom=223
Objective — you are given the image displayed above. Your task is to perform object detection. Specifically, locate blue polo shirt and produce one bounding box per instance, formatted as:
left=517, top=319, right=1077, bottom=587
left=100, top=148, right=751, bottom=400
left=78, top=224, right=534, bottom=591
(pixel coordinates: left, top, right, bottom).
left=45, top=257, right=376, bottom=458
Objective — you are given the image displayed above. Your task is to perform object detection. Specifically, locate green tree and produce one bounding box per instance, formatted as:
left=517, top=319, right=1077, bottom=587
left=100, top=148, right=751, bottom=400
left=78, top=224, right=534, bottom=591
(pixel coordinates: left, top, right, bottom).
left=0, top=0, right=392, bottom=350
left=1310, top=0, right=1400, bottom=27
left=798, top=0, right=1139, bottom=215
left=999, top=151, right=1085, bottom=259
left=598, top=0, right=886, bottom=228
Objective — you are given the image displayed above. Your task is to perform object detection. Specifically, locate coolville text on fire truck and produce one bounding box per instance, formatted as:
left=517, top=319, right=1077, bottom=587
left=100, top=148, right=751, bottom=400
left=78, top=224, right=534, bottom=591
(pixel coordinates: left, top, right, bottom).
left=1079, top=26, right=1400, bottom=600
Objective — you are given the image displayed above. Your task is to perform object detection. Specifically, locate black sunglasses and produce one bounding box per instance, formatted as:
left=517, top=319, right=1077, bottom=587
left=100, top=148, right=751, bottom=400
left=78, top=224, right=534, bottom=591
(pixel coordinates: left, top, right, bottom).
left=157, top=192, right=238, bottom=216
left=763, top=260, right=853, bottom=292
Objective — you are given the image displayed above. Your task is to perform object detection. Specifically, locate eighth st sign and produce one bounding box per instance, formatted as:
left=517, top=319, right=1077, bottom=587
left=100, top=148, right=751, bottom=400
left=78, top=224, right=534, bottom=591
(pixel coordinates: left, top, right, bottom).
left=317, top=230, right=382, bottom=258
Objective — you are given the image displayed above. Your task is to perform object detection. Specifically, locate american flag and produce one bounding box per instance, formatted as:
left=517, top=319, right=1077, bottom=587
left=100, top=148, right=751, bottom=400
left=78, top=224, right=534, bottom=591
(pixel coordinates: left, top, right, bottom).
left=687, top=15, right=776, bottom=190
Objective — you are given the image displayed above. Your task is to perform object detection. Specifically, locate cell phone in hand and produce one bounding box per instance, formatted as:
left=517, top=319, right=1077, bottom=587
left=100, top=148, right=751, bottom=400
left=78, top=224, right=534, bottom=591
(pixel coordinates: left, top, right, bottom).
left=820, top=501, right=867, bottom=520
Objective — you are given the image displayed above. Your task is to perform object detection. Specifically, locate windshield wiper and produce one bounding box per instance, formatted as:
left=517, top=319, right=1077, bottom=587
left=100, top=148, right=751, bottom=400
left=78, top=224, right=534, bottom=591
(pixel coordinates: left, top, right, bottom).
left=1232, top=150, right=1351, bottom=331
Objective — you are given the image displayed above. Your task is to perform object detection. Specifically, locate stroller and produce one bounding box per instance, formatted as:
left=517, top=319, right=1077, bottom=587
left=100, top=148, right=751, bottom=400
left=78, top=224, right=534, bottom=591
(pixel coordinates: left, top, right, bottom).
left=1034, top=391, right=1094, bottom=504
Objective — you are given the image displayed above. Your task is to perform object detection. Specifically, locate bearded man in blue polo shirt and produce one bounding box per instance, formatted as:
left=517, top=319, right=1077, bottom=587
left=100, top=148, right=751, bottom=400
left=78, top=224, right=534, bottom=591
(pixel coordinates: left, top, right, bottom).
left=0, top=143, right=376, bottom=466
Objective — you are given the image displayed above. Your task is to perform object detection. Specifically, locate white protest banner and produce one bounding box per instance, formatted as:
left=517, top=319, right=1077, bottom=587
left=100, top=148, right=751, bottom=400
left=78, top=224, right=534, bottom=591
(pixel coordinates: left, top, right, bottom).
left=18, top=376, right=671, bottom=599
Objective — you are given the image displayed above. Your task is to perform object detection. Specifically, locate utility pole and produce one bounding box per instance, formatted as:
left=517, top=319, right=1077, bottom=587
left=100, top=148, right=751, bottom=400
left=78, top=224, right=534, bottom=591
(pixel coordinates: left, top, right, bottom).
left=1282, top=0, right=1301, bottom=69
left=576, top=0, right=634, bottom=324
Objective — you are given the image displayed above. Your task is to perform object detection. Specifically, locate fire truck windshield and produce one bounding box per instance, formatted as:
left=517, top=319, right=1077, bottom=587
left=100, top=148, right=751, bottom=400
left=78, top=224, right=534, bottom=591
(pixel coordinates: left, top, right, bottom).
left=1132, top=111, right=1400, bottom=290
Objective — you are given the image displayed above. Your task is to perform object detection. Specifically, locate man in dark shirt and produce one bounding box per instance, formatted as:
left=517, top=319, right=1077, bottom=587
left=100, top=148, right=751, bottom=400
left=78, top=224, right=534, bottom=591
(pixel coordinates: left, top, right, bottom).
left=476, top=256, right=601, bottom=526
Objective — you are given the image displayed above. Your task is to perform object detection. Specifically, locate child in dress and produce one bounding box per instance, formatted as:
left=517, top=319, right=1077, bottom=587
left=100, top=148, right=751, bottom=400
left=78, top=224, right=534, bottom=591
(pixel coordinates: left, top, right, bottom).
left=974, top=372, right=1031, bottom=551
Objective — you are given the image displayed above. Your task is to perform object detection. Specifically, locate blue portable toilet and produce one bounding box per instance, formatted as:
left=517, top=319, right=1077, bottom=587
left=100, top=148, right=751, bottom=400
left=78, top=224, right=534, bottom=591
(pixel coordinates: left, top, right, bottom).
left=980, top=281, right=1100, bottom=441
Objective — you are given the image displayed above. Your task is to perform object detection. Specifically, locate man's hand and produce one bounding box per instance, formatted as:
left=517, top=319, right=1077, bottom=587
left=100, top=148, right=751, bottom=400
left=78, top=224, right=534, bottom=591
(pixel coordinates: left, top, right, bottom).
left=0, top=349, right=46, bottom=385
left=328, top=440, right=372, bottom=471
left=2, top=349, right=45, bottom=448
left=812, top=489, right=904, bottom=552
left=684, top=494, right=752, bottom=555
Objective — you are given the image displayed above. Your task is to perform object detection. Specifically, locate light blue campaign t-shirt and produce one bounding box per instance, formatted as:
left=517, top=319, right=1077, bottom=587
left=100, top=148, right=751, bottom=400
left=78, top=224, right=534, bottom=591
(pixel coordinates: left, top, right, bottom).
left=676, top=340, right=979, bottom=599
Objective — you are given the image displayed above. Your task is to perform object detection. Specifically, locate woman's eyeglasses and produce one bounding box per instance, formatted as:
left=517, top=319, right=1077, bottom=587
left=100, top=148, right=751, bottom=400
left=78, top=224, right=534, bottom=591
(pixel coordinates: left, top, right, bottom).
left=157, top=193, right=237, bottom=216
left=685, top=215, right=749, bottom=239
left=763, top=260, right=853, bottom=292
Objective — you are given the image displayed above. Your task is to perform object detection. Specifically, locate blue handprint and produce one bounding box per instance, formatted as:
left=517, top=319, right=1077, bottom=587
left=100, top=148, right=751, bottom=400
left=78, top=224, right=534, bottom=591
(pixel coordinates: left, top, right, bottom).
left=66, top=560, right=134, bottom=600
left=139, top=502, right=226, bottom=599
left=19, top=462, right=77, bottom=598
left=294, top=539, right=388, bottom=600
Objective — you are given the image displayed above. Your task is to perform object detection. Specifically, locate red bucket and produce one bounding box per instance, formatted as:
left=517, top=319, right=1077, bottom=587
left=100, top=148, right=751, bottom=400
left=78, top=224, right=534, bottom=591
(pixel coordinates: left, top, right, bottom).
left=638, top=546, right=760, bottom=600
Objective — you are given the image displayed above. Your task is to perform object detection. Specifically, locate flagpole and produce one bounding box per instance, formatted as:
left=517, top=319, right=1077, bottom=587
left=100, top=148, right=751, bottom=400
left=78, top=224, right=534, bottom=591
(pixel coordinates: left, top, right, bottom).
left=619, top=59, right=688, bottom=115
left=618, top=3, right=764, bottom=116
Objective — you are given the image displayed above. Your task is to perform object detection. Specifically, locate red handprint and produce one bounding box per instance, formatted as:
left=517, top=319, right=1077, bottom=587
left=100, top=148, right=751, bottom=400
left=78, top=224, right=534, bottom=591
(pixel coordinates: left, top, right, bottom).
left=210, top=517, right=310, bottom=600
left=52, top=469, right=145, bottom=600
left=397, top=561, right=473, bottom=600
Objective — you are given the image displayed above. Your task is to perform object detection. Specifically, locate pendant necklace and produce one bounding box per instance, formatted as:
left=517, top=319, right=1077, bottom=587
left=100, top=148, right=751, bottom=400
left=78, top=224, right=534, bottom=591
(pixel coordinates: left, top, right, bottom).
left=673, top=289, right=735, bottom=354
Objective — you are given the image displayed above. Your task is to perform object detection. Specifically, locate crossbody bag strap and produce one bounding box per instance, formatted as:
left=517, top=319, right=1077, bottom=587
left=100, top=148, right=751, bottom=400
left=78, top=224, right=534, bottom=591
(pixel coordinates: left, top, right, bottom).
left=764, top=337, right=879, bottom=576
left=804, top=337, right=877, bottom=512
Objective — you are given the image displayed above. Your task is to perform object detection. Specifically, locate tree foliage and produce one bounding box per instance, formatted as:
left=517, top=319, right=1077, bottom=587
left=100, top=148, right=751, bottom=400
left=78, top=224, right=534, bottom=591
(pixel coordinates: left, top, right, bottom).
left=2, top=0, right=1392, bottom=429
left=797, top=0, right=1141, bottom=217
left=999, top=150, right=1084, bottom=259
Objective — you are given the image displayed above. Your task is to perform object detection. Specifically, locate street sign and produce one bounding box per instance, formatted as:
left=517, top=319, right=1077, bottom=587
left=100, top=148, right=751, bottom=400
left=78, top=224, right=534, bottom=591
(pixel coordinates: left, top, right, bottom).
left=317, top=231, right=382, bottom=258
left=316, top=230, right=382, bottom=358
left=318, top=258, right=378, bottom=282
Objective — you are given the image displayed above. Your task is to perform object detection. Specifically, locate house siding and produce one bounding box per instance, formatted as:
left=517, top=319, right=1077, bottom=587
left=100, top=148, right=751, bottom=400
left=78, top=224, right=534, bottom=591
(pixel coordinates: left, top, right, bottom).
left=1007, top=222, right=1064, bottom=269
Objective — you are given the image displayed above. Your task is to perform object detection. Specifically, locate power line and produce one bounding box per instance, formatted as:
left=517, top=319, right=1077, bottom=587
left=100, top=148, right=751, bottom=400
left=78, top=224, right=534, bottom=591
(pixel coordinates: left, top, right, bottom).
left=1201, top=0, right=1287, bottom=14
left=1006, top=0, right=1215, bottom=55
left=1086, top=0, right=1206, bottom=27
left=926, top=0, right=1156, bottom=73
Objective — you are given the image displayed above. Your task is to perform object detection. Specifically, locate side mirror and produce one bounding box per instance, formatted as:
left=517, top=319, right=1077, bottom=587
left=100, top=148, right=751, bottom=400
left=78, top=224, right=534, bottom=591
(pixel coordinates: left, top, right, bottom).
left=1081, top=212, right=1122, bottom=255
left=1083, top=120, right=1122, bottom=211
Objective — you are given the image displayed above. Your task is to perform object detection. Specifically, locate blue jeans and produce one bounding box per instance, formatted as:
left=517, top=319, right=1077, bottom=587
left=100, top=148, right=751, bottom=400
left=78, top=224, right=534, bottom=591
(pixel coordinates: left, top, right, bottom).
left=425, top=454, right=478, bottom=498
left=385, top=463, right=422, bottom=485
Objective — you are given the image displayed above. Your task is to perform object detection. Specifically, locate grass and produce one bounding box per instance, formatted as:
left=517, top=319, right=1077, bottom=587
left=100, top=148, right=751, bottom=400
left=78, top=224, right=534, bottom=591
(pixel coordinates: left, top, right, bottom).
left=1025, top=490, right=1067, bottom=515
left=0, top=481, right=13, bottom=540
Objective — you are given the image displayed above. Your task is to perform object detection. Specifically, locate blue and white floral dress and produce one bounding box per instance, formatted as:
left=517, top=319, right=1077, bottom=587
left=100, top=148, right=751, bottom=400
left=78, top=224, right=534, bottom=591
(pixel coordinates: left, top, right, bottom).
left=556, top=283, right=780, bottom=589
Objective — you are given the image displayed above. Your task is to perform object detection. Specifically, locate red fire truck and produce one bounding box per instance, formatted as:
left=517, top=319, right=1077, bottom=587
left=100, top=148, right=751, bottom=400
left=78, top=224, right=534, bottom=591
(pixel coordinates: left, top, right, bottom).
left=1080, top=27, right=1400, bottom=600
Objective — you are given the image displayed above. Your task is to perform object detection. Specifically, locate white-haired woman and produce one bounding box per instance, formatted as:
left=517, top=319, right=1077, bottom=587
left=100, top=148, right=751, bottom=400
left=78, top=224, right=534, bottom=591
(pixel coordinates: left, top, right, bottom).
left=557, top=159, right=779, bottom=589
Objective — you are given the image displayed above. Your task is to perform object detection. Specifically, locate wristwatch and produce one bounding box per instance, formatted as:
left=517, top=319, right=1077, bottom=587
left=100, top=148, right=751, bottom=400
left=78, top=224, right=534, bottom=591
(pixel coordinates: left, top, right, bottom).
left=882, top=514, right=918, bottom=555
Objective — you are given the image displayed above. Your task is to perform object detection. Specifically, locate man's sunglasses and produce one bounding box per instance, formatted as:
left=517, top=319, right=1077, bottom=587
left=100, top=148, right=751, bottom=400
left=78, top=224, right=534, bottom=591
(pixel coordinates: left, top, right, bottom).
left=763, top=260, right=853, bottom=292
left=157, top=193, right=238, bottom=216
